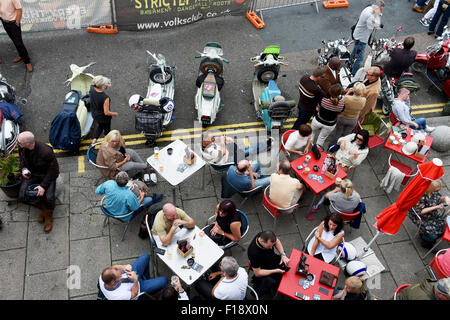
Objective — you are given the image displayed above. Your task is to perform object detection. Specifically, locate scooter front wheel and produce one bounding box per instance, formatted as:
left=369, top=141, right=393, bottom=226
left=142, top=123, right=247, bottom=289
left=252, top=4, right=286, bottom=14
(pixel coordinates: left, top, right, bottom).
left=150, top=67, right=173, bottom=84
left=257, top=66, right=278, bottom=83
left=411, top=62, right=426, bottom=74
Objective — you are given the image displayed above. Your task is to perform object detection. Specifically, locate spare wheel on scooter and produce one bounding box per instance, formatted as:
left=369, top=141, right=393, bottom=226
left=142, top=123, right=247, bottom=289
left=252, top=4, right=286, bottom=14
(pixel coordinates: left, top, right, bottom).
left=150, top=67, right=173, bottom=85
left=200, top=58, right=223, bottom=76
left=257, top=65, right=279, bottom=83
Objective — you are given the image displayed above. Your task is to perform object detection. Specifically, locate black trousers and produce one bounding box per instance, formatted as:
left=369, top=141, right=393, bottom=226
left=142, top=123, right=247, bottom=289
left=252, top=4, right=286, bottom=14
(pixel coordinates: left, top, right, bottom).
left=94, top=121, right=111, bottom=140
left=19, top=175, right=56, bottom=210
left=252, top=273, right=282, bottom=298
left=1, top=19, right=30, bottom=64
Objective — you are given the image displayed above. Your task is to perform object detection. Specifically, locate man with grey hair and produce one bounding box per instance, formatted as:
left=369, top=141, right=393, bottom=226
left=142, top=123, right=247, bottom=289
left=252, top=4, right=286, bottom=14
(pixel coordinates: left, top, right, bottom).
left=350, top=1, right=385, bottom=75
left=95, top=171, right=161, bottom=223
left=194, top=256, right=248, bottom=300
left=269, top=160, right=303, bottom=212
left=18, top=131, right=59, bottom=233
left=398, top=277, right=450, bottom=300
left=151, top=203, right=195, bottom=246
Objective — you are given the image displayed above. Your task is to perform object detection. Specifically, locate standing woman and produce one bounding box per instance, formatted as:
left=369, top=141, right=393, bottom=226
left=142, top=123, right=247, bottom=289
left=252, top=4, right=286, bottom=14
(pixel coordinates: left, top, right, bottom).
left=310, top=83, right=345, bottom=148
left=90, top=76, right=118, bottom=145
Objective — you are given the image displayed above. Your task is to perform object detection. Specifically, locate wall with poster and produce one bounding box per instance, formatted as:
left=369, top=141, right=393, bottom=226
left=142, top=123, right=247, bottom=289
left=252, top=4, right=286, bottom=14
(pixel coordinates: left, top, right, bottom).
left=0, top=0, right=112, bottom=33
left=114, top=0, right=250, bottom=31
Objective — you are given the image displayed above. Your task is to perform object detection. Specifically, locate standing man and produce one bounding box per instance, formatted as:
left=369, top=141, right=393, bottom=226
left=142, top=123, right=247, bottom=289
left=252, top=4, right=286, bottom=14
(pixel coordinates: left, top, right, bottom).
left=292, top=67, right=327, bottom=129
left=0, top=0, right=33, bottom=72
left=317, top=57, right=342, bottom=96
left=350, top=1, right=384, bottom=76
left=428, top=0, right=450, bottom=38
left=359, top=66, right=382, bottom=119
left=18, top=131, right=59, bottom=232
left=383, top=37, right=417, bottom=79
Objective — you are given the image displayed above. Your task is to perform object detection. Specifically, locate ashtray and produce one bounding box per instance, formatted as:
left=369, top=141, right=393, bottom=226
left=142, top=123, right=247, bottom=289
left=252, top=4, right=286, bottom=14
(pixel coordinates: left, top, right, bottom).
left=306, top=273, right=314, bottom=282
left=313, top=165, right=319, bottom=172
left=401, top=132, right=407, bottom=139
left=187, top=258, right=195, bottom=266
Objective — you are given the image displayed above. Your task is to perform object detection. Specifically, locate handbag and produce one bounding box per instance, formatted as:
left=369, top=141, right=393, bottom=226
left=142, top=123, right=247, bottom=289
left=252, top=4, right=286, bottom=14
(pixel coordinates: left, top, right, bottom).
left=319, top=270, right=337, bottom=288
left=351, top=22, right=357, bottom=40
left=311, top=144, right=322, bottom=160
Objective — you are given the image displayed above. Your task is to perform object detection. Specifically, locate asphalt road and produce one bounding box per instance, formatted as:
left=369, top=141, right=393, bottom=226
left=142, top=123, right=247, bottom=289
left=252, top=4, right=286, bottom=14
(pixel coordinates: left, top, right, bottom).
left=0, top=0, right=447, bottom=148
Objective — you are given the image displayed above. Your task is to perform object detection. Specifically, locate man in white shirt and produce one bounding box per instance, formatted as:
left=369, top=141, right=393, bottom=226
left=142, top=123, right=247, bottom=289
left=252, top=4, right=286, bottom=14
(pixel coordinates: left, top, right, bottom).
left=284, top=124, right=312, bottom=160
left=392, top=88, right=435, bottom=132
left=194, top=256, right=248, bottom=300
left=350, top=1, right=384, bottom=75
left=269, top=160, right=303, bottom=212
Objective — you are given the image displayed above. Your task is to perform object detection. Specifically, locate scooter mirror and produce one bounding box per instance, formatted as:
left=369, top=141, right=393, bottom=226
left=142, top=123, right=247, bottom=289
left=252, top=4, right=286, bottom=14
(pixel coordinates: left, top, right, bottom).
left=223, top=59, right=230, bottom=64
left=195, top=55, right=201, bottom=59
left=250, top=57, right=258, bottom=62
left=278, top=56, right=285, bottom=61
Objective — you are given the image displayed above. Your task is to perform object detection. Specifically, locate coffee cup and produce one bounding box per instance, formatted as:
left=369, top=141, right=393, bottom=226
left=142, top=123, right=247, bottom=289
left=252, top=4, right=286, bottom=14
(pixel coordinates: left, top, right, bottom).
left=304, top=167, right=310, bottom=174
left=389, top=136, right=395, bottom=144
left=393, top=140, right=399, bottom=145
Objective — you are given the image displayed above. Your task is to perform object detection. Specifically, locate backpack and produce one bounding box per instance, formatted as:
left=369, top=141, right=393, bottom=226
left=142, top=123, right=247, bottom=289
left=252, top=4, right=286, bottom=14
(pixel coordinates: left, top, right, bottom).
left=49, top=108, right=81, bottom=152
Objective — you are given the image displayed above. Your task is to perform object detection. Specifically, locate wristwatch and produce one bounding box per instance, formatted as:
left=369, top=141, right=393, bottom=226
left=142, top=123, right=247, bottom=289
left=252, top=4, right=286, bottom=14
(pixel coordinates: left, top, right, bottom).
left=281, top=252, right=287, bottom=256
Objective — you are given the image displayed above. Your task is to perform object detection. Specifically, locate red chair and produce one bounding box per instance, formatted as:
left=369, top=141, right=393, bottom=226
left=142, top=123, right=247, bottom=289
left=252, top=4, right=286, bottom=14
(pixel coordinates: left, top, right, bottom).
left=429, top=249, right=449, bottom=280
left=262, top=186, right=299, bottom=228
left=355, top=119, right=389, bottom=150
left=389, top=112, right=400, bottom=126
left=329, top=202, right=361, bottom=233
left=280, top=129, right=296, bottom=159
left=388, top=154, right=414, bottom=185
left=392, top=284, right=412, bottom=300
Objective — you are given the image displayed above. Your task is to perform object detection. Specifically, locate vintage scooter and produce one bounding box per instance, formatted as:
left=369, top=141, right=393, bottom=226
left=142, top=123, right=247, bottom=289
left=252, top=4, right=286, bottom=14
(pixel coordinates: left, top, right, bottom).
left=251, top=45, right=296, bottom=132
left=64, top=63, right=96, bottom=137
left=0, top=74, right=25, bottom=157
left=129, top=51, right=176, bottom=146
left=412, top=26, right=450, bottom=99
left=318, top=38, right=354, bottom=89
left=195, top=42, right=229, bottom=127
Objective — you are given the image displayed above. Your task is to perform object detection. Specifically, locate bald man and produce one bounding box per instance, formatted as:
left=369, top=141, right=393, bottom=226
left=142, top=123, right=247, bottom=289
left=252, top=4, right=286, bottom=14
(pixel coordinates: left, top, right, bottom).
left=18, top=131, right=59, bottom=232
left=151, top=203, right=195, bottom=246
left=226, top=159, right=271, bottom=193
left=317, top=56, right=342, bottom=97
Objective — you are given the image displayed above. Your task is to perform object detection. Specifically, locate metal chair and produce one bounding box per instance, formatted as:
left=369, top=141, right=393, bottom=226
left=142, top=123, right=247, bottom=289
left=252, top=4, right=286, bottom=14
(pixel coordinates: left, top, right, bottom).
left=202, top=209, right=249, bottom=251
left=428, top=249, right=449, bottom=280
left=209, top=162, right=235, bottom=173
left=87, top=142, right=109, bottom=170
left=245, top=284, right=259, bottom=300
left=280, top=129, right=296, bottom=159
left=389, top=112, right=400, bottom=127
left=303, top=226, right=344, bottom=265
left=97, top=280, right=145, bottom=300
left=388, top=154, right=414, bottom=185
left=392, top=283, right=412, bottom=300
left=222, top=174, right=264, bottom=206
left=329, top=202, right=361, bottom=234
left=356, top=116, right=390, bottom=150
left=100, top=196, right=142, bottom=241
left=262, top=186, right=299, bottom=228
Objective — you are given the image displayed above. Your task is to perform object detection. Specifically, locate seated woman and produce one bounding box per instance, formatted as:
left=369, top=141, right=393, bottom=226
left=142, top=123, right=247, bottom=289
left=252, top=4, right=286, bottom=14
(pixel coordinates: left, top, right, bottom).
left=203, top=200, right=242, bottom=247
left=284, top=124, right=312, bottom=161
left=96, top=130, right=149, bottom=179
left=408, top=180, right=450, bottom=249
left=308, top=179, right=361, bottom=216
left=307, top=213, right=345, bottom=263
left=334, top=130, right=370, bottom=172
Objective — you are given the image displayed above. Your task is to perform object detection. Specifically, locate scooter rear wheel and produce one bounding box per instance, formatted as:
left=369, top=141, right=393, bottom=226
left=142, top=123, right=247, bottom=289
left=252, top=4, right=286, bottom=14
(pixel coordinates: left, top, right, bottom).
left=150, top=67, right=173, bottom=84
left=257, top=65, right=278, bottom=83
left=411, top=62, right=426, bottom=74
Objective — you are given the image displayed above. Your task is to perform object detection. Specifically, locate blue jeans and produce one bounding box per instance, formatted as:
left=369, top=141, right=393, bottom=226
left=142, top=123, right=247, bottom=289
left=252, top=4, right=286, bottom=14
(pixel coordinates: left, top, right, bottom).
left=410, top=118, right=427, bottom=130
left=429, top=0, right=450, bottom=36
left=250, top=161, right=270, bottom=190
left=292, top=106, right=315, bottom=130
left=415, top=0, right=427, bottom=7
left=227, top=141, right=269, bottom=163
left=132, top=254, right=168, bottom=295
left=351, top=40, right=367, bottom=76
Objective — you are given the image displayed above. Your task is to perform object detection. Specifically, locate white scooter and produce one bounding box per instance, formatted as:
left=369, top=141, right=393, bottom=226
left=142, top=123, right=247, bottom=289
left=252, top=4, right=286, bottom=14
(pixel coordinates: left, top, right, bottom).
left=195, top=42, right=229, bottom=127
left=0, top=74, right=26, bottom=157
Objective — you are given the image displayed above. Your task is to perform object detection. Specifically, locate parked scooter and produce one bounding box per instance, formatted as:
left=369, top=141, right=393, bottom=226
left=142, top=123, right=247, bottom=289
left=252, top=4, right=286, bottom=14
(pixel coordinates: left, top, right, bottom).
left=129, top=51, right=176, bottom=146
left=318, top=38, right=353, bottom=88
left=195, top=42, right=229, bottom=127
left=250, top=45, right=296, bottom=131
left=412, top=26, right=450, bottom=99
left=0, top=74, right=25, bottom=157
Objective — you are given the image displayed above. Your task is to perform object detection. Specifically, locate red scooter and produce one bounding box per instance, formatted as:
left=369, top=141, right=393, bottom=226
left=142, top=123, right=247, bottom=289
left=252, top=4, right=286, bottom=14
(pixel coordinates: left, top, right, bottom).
left=412, top=27, right=450, bottom=98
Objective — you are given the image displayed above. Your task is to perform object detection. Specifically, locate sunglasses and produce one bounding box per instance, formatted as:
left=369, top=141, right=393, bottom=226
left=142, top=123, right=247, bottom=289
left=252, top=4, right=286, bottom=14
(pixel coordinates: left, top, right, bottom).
left=356, top=136, right=364, bottom=141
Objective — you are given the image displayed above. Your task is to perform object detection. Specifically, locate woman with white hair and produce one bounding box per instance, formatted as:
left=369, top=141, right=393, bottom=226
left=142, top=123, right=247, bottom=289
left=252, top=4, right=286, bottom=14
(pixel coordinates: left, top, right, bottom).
left=90, top=75, right=118, bottom=145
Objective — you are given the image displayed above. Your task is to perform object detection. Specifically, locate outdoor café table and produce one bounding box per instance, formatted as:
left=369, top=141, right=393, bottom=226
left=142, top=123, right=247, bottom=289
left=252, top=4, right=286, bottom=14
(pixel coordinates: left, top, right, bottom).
left=277, top=249, right=340, bottom=300
left=383, top=125, right=434, bottom=163
left=291, top=150, right=347, bottom=219
left=153, top=225, right=224, bottom=286
left=147, top=139, right=206, bottom=202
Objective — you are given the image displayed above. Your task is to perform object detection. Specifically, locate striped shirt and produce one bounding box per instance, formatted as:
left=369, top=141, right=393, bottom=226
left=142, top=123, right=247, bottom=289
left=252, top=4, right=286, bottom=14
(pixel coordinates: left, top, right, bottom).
left=317, top=97, right=345, bottom=126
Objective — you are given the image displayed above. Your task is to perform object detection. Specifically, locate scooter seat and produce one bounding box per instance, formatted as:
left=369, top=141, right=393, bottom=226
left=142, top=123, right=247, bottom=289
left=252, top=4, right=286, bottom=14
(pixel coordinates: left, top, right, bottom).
left=202, top=74, right=216, bottom=99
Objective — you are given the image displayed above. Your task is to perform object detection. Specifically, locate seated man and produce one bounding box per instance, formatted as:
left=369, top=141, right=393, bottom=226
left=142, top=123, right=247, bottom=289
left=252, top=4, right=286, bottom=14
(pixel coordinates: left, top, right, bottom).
left=392, top=88, right=435, bottom=132
left=397, top=277, right=450, bottom=300
left=226, top=159, right=270, bottom=192
left=95, top=172, right=162, bottom=221
left=18, top=131, right=59, bottom=233
left=283, top=124, right=312, bottom=161
left=201, top=130, right=272, bottom=165
left=383, top=37, right=417, bottom=79
left=247, top=230, right=290, bottom=298
left=151, top=203, right=195, bottom=247
left=99, top=253, right=168, bottom=300
left=194, top=256, right=248, bottom=300
left=269, top=160, right=303, bottom=213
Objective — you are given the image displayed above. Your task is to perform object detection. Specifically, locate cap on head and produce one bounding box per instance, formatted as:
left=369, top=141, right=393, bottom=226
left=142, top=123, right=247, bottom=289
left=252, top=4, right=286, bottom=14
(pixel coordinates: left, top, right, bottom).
left=435, top=278, right=450, bottom=298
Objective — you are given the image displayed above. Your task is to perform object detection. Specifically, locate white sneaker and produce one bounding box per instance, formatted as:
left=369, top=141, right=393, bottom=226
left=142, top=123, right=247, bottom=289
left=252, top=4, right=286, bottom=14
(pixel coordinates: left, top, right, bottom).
left=425, top=125, right=435, bottom=133
left=420, top=18, right=430, bottom=27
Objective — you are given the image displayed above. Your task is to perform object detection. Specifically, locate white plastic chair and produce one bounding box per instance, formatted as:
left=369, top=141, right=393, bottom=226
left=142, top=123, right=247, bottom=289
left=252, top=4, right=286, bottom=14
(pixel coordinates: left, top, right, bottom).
left=303, top=226, right=344, bottom=265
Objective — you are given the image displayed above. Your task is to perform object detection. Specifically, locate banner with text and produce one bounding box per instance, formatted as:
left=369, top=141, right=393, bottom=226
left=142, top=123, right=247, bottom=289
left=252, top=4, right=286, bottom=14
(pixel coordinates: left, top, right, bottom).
left=0, top=0, right=111, bottom=34
left=114, top=0, right=250, bottom=31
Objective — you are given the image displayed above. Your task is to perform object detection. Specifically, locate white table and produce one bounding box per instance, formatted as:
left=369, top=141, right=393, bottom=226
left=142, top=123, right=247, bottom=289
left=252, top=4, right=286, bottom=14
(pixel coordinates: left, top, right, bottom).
left=153, top=226, right=224, bottom=286
left=147, top=139, right=206, bottom=202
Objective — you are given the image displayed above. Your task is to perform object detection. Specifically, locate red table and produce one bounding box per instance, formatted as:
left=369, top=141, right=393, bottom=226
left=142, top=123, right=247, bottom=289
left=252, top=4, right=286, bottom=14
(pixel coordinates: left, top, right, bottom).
left=277, top=249, right=340, bottom=300
left=383, top=125, right=434, bottom=163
